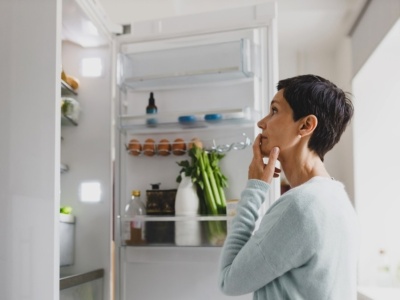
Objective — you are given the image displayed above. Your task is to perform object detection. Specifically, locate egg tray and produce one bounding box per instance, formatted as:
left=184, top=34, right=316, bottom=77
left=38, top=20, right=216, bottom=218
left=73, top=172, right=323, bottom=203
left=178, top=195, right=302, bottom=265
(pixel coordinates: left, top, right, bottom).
left=124, top=136, right=252, bottom=156
left=125, top=137, right=200, bottom=157
left=126, top=148, right=188, bottom=157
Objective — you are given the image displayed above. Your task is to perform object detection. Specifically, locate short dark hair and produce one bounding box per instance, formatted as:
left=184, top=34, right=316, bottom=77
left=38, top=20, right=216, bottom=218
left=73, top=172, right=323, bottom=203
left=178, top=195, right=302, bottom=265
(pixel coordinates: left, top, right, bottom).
left=277, top=74, right=354, bottom=161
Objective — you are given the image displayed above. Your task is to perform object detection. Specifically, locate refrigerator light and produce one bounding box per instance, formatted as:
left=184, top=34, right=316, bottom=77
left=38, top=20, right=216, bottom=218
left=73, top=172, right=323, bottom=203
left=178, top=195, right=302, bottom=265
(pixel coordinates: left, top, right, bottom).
left=79, top=181, right=102, bottom=203
left=81, top=57, right=102, bottom=77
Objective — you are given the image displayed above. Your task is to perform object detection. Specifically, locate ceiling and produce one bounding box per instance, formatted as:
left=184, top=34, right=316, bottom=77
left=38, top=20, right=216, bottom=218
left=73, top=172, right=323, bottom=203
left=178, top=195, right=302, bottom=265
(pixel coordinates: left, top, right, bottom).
left=98, top=0, right=367, bottom=52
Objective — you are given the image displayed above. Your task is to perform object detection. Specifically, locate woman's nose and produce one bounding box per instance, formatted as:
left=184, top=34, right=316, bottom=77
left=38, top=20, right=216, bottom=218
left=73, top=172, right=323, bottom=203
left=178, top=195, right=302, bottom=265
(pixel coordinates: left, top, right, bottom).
left=257, top=117, right=266, bottom=129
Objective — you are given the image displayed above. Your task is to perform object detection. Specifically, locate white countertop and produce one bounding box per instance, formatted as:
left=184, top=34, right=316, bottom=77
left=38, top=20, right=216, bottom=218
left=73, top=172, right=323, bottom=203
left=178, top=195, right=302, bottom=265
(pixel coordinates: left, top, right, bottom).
left=358, top=286, right=400, bottom=300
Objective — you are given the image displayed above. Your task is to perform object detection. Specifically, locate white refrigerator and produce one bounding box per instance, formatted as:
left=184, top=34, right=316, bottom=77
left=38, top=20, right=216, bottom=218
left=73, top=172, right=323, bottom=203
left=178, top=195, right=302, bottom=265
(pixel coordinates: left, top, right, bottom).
left=60, top=0, right=279, bottom=299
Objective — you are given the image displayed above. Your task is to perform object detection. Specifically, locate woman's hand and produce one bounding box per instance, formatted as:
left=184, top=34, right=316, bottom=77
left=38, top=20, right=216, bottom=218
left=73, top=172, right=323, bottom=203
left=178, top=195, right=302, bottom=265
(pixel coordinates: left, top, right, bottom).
left=248, top=134, right=281, bottom=183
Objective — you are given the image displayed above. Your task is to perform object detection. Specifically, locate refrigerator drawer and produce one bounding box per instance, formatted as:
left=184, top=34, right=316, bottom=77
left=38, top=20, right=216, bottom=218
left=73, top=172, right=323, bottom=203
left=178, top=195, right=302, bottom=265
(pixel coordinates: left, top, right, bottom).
left=118, top=38, right=259, bottom=90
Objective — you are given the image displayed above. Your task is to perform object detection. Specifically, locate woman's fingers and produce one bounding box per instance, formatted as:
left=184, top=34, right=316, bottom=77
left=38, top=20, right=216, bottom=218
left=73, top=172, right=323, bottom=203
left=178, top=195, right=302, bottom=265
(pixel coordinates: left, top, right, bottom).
left=252, top=134, right=263, bottom=161
left=263, top=147, right=280, bottom=182
left=249, top=135, right=281, bottom=183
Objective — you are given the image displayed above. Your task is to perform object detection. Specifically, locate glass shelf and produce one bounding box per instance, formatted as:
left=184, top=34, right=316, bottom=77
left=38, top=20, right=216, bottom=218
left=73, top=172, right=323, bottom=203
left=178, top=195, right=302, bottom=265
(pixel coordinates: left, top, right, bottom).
left=119, top=107, right=258, bottom=134
left=122, top=215, right=231, bottom=222
left=121, top=67, right=253, bottom=91
left=120, top=215, right=231, bottom=247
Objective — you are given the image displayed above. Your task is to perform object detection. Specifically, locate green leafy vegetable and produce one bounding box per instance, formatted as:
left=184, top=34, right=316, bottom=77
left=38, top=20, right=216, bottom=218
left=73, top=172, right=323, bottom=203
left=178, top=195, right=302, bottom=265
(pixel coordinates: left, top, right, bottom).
left=177, top=145, right=229, bottom=245
left=177, top=145, right=227, bottom=215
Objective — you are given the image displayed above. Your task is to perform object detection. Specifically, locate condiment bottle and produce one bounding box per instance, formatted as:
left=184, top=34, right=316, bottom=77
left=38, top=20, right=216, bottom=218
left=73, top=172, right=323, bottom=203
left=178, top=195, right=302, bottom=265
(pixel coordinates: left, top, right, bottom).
left=124, top=190, right=146, bottom=245
left=146, top=92, right=157, bottom=126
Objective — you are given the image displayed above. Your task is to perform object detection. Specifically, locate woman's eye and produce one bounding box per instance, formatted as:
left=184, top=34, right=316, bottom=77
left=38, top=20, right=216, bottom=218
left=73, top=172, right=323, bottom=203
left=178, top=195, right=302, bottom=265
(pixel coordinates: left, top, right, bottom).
left=271, top=108, right=277, bottom=114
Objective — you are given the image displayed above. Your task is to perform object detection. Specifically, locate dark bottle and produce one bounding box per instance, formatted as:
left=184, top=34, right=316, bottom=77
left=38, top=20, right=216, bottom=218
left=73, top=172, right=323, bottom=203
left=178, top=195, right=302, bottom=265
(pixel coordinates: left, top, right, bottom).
left=146, top=92, right=157, bottom=126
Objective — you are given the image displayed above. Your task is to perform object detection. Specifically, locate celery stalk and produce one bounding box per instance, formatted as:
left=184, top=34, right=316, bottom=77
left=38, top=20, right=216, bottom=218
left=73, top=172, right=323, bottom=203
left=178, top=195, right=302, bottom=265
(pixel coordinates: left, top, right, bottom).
left=203, top=151, right=222, bottom=208
left=197, top=149, right=218, bottom=215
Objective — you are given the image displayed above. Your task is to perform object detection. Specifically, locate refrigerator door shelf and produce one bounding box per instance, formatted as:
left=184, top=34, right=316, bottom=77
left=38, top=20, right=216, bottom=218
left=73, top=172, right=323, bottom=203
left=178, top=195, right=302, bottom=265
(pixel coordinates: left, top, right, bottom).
left=61, top=97, right=80, bottom=127
left=61, top=79, right=78, bottom=96
left=61, top=114, right=79, bottom=126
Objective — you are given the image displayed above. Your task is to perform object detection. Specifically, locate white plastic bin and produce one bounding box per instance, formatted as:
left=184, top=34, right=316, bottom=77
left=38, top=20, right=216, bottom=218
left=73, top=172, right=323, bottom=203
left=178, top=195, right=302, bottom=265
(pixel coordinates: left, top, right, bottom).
left=60, top=214, right=75, bottom=267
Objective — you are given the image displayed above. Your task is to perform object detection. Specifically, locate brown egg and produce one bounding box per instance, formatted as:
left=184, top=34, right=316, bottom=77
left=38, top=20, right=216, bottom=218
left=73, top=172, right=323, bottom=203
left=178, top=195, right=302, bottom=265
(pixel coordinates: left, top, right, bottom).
left=128, top=139, right=142, bottom=156
left=143, top=138, right=156, bottom=156
left=157, top=139, right=171, bottom=156
left=172, top=138, right=187, bottom=156
left=188, top=137, right=203, bottom=149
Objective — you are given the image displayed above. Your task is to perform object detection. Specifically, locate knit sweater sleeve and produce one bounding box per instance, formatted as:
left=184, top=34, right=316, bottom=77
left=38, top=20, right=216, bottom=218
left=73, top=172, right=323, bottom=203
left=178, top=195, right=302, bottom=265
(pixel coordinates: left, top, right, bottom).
left=218, top=179, right=318, bottom=296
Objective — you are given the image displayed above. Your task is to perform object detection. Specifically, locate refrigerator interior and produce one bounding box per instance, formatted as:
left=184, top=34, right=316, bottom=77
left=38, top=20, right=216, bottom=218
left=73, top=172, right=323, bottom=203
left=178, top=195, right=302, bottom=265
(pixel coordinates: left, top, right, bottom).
left=115, top=28, right=268, bottom=300
left=60, top=1, right=278, bottom=299
left=117, top=29, right=263, bottom=204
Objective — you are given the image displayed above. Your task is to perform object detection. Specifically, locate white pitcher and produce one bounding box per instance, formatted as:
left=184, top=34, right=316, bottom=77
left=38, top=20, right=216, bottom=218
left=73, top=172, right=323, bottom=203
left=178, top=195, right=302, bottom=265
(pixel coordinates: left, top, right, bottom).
left=175, top=173, right=201, bottom=246
left=175, top=173, right=199, bottom=216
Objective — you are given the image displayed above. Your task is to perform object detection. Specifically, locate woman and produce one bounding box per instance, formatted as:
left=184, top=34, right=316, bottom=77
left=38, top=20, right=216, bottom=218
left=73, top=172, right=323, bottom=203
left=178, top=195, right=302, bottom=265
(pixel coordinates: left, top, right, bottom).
left=219, top=75, right=358, bottom=299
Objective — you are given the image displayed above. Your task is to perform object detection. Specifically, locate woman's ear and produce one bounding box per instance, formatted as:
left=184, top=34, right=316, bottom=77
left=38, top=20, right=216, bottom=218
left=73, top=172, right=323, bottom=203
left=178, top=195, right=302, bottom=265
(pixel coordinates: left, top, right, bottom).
left=299, top=114, right=318, bottom=137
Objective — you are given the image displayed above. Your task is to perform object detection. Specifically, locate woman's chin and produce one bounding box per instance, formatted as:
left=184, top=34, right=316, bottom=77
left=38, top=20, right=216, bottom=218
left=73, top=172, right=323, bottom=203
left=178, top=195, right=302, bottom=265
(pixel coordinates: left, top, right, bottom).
left=260, top=148, right=270, bottom=158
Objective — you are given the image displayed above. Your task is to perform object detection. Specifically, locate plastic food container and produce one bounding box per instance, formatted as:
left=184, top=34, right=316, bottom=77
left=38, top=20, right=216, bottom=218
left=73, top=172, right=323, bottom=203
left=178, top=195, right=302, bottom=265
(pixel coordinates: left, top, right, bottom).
left=204, top=113, right=222, bottom=122
left=178, top=115, right=196, bottom=124
left=61, top=97, right=80, bottom=123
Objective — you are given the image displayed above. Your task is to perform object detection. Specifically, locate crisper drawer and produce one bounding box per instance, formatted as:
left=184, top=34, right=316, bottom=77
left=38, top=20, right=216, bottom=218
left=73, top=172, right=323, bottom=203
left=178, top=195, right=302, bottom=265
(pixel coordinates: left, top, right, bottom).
left=117, top=38, right=259, bottom=89
left=122, top=247, right=252, bottom=300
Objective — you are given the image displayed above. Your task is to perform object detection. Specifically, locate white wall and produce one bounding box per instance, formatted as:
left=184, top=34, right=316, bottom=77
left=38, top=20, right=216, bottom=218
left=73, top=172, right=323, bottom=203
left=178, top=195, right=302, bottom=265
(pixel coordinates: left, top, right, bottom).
left=329, top=37, right=355, bottom=202
left=0, top=1, right=61, bottom=300
left=278, top=44, right=355, bottom=201
left=349, top=0, right=400, bottom=290
left=353, top=19, right=400, bottom=287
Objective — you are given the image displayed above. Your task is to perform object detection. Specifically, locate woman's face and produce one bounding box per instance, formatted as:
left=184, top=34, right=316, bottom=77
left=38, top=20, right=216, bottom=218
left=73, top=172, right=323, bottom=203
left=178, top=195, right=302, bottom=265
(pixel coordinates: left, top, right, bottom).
left=257, top=89, right=301, bottom=157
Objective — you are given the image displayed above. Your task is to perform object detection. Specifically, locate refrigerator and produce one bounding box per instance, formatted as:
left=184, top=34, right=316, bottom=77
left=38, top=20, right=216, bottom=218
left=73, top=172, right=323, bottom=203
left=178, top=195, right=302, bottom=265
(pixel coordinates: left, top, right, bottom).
left=60, top=0, right=279, bottom=299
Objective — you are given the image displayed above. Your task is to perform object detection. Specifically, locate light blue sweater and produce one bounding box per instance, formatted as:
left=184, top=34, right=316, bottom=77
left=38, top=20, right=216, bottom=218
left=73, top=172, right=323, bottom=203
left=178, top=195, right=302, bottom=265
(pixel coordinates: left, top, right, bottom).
left=219, top=177, right=358, bottom=300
